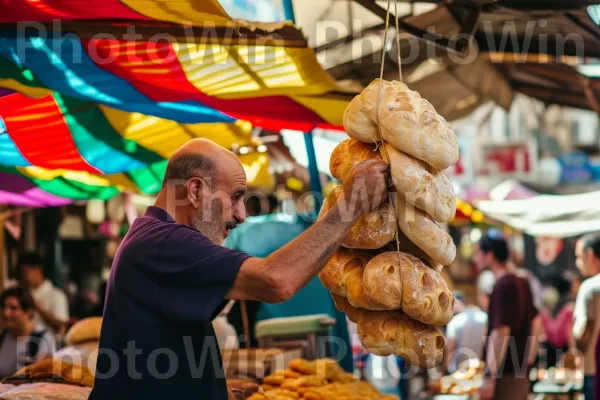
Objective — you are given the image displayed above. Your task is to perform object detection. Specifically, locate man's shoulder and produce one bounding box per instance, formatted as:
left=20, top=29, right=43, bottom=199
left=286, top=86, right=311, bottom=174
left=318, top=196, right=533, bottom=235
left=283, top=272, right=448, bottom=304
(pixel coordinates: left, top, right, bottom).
left=46, top=283, right=68, bottom=303
left=127, top=217, right=204, bottom=245
left=578, top=275, right=600, bottom=297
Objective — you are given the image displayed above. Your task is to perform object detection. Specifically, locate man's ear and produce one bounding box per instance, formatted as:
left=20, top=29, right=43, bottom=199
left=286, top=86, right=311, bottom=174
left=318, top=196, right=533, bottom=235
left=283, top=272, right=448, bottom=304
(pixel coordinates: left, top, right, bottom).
left=186, top=177, right=208, bottom=209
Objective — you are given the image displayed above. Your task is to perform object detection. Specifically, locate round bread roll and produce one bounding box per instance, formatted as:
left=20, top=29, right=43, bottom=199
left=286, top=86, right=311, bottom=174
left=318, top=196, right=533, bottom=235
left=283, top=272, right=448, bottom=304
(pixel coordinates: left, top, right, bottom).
left=362, top=251, right=453, bottom=326
left=394, top=193, right=456, bottom=266
left=319, top=187, right=395, bottom=250
left=383, top=144, right=456, bottom=223
left=330, top=138, right=381, bottom=181
left=331, top=294, right=444, bottom=368
left=344, top=79, right=458, bottom=170
left=65, top=317, right=103, bottom=346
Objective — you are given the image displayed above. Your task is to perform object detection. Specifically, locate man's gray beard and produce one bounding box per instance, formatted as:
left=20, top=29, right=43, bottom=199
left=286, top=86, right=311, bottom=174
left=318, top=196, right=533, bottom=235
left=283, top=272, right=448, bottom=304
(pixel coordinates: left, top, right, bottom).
left=192, top=216, right=223, bottom=245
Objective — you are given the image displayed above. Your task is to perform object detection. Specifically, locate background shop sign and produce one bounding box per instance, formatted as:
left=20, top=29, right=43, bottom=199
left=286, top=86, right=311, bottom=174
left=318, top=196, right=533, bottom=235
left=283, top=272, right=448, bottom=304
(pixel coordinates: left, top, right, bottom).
left=446, top=135, right=474, bottom=184
left=474, top=139, right=537, bottom=180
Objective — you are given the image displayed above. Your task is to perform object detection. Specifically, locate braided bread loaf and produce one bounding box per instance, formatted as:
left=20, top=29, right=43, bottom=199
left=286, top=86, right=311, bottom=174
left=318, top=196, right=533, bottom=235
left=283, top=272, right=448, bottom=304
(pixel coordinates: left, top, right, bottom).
left=384, top=143, right=456, bottom=223
left=332, top=294, right=444, bottom=368
left=320, top=248, right=453, bottom=326
left=343, top=79, right=458, bottom=170
left=394, top=193, right=456, bottom=266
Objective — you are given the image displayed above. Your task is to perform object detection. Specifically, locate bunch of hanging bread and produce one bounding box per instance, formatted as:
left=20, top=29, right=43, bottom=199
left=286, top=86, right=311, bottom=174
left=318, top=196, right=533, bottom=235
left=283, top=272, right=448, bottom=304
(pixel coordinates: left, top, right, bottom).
left=319, top=79, right=459, bottom=368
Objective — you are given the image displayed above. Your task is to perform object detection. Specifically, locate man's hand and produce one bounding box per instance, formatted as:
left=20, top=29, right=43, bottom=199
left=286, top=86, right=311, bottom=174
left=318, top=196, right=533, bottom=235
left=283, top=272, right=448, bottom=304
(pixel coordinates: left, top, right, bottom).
left=342, top=160, right=390, bottom=215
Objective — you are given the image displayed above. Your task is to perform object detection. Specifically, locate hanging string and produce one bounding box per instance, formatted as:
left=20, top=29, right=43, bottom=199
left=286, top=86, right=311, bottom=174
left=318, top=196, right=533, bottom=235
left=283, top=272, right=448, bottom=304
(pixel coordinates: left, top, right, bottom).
left=394, top=0, right=403, bottom=82
left=372, top=0, right=404, bottom=256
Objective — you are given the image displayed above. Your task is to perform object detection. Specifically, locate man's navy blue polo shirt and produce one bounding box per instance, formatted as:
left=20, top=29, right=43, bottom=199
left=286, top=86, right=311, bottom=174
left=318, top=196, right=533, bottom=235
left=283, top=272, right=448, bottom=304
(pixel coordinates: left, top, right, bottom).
left=89, top=206, right=249, bottom=400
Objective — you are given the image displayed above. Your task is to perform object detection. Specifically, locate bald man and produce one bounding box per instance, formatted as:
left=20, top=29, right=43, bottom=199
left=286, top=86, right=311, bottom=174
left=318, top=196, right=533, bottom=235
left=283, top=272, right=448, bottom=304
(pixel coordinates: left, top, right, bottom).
left=89, top=139, right=389, bottom=400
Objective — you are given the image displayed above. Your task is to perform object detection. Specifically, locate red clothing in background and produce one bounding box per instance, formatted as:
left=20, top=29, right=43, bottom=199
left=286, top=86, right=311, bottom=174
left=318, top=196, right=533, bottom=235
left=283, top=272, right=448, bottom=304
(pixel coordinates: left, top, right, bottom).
left=485, top=273, right=538, bottom=376
left=540, top=304, right=574, bottom=349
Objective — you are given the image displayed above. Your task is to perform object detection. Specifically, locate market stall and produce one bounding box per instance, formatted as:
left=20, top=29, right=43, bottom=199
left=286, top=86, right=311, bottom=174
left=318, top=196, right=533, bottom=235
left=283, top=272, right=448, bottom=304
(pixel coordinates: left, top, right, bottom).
left=1, top=1, right=600, bottom=400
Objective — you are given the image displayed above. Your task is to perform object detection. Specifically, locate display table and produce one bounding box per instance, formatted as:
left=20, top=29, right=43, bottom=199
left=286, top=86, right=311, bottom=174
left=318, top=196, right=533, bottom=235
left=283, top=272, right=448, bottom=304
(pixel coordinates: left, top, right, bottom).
left=531, top=380, right=584, bottom=400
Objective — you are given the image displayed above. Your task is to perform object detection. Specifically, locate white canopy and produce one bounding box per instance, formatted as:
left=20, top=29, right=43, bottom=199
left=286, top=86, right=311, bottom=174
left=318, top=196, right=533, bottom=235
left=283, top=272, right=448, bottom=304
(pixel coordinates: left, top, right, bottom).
left=477, top=190, right=600, bottom=237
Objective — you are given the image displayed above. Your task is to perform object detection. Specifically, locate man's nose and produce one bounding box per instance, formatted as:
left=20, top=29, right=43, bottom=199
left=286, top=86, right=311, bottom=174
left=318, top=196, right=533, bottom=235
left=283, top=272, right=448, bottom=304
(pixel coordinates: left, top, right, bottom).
left=234, top=202, right=246, bottom=224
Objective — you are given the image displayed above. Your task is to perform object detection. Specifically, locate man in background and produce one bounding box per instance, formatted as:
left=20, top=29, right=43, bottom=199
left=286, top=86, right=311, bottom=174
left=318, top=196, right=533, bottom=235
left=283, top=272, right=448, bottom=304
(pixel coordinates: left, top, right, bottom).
left=572, top=233, right=600, bottom=399
left=444, top=272, right=494, bottom=373
left=473, top=233, right=540, bottom=400
left=19, top=252, right=69, bottom=335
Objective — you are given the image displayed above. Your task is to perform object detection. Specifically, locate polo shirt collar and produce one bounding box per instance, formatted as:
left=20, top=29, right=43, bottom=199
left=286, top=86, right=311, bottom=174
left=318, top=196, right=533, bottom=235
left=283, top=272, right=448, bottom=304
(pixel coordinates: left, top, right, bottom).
left=145, top=206, right=176, bottom=223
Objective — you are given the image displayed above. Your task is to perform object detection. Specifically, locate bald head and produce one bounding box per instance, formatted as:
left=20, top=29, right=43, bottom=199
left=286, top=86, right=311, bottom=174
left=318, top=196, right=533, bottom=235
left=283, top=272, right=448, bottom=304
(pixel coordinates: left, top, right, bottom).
left=157, top=139, right=248, bottom=244
left=161, top=139, right=240, bottom=189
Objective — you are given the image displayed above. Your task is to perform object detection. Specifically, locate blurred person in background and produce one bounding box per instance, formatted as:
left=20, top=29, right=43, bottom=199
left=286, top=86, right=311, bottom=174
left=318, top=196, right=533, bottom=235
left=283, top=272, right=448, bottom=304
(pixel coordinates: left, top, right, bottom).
left=540, top=272, right=579, bottom=368
left=444, top=272, right=495, bottom=373
left=473, top=233, right=541, bottom=400
left=572, top=233, right=600, bottom=399
left=0, top=287, right=55, bottom=378
left=18, top=252, right=69, bottom=335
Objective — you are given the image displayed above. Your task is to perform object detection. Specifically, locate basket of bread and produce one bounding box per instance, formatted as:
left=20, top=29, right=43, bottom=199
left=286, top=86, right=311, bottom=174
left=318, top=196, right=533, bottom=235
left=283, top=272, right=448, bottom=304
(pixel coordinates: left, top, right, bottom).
left=247, top=358, right=397, bottom=400
left=321, top=78, right=459, bottom=368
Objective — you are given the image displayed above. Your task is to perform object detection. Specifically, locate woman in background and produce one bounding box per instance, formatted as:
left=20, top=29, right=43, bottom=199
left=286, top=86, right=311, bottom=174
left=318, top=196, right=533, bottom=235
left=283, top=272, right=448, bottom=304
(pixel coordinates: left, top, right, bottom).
left=540, top=272, right=580, bottom=367
left=0, top=287, right=55, bottom=378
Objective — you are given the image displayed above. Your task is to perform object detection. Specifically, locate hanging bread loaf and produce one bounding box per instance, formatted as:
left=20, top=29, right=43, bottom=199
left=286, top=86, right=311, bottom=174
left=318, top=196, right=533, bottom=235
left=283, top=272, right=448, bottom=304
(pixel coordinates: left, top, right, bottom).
left=319, top=186, right=395, bottom=250
left=321, top=249, right=452, bottom=325
left=384, top=144, right=456, bottom=223
left=330, top=138, right=381, bottom=181
left=343, top=79, right=458, bottom=170
left=394, top=193, right=456, bottom=266
left=383, top=233, right=442, bottom=273
left=332, top=294, right=444, bottom=368
left=362, top=251, right=453, bottom=326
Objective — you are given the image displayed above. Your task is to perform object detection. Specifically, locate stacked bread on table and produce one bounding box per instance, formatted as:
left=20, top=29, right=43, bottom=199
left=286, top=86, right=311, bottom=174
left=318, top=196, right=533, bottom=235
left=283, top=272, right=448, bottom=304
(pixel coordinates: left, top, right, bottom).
left=248, top=359, right=397, bottom=400
left=319, top=79, right=459, bottom=368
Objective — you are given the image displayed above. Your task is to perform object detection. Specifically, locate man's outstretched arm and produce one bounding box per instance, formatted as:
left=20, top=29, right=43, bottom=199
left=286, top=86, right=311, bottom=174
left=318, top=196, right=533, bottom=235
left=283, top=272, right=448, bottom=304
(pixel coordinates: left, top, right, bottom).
left=226, top=160, right=389, bottom=303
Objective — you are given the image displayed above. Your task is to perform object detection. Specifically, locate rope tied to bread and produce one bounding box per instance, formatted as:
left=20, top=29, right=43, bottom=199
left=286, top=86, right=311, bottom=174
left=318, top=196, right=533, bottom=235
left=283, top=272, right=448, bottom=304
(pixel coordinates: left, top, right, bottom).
left=371, top=0, right=404, bottom=260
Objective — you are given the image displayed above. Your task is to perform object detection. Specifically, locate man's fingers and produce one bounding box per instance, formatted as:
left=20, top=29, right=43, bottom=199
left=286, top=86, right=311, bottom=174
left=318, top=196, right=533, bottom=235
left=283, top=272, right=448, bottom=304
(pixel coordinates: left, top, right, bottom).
left=371, top=160, right=390, bottom=173
left=352, top=159, right=389, bottom=173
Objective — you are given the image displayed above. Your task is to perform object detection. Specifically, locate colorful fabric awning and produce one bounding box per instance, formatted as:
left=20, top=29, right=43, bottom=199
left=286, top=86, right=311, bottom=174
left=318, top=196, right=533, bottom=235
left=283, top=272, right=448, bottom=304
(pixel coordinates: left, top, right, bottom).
left=0, top=0, right=348, bottom=205
left=1, top=0, right=255, bottom=28
left=0, top=89, right=275, bottom=202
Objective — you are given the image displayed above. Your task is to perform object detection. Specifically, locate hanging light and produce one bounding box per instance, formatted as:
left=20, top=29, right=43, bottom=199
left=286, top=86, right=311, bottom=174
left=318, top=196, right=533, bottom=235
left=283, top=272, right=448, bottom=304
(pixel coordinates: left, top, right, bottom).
left=86, top=200, right=106, bottom=224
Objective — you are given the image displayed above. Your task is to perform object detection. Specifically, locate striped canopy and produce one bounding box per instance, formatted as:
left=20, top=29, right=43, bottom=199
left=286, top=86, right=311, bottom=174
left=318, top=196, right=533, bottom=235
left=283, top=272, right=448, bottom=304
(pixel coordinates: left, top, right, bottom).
left=0, top=0, right=350, bottom=206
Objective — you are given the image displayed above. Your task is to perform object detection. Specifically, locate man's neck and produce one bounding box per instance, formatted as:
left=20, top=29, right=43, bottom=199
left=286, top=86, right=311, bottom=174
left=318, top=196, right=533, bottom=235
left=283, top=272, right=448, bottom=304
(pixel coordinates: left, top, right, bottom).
left=491, top=262, right=511, bottom=279
left=154, top=191, right=189, bottom=226
left=30, top=280, right=45, bottom=290
left=11, top=321, right=33, bottom=338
